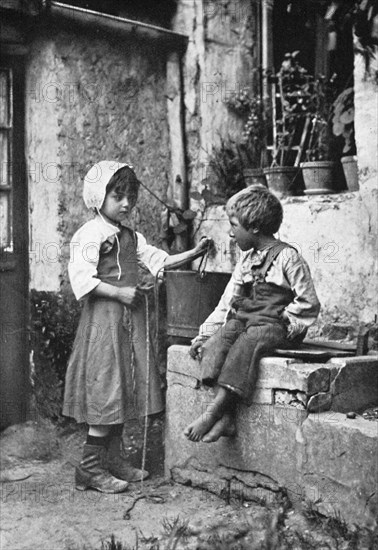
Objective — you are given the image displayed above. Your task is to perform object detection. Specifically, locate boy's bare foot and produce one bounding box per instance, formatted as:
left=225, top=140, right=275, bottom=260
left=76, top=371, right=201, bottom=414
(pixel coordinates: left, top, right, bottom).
left=183, top=411, right=219, bottom=442
left=184, top=387, right=237, bottom=442
left=201, top=414, right=236, bottom=443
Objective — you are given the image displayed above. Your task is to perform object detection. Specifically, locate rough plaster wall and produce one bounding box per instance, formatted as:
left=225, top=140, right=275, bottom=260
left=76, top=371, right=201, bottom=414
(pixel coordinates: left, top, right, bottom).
left=172, top=0, right=256, bottom=187
left=27, top=41, right=61, bottom=291
left=27, top=28, right=170, bottom=291
left=195, top=192, right=377, bottom=328
left=190, top=44, right=378, bottom=328
left=354, top=54, right=378, bottom=190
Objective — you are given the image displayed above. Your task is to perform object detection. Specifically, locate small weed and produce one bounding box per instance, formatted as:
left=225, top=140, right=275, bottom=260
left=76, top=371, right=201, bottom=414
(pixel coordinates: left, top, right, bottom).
left=66, top=534, right=139, bottom=550
left=161, top=515, right=189, bottom=539
left=301, top=498, right=325, bottom=527
left=197, top=533, right=250, bottom=550
left=161, top=515, right=190, bottom=549
left=101, top=535, right=132, bottom=550
left=325, top=508, right=352, bottom=540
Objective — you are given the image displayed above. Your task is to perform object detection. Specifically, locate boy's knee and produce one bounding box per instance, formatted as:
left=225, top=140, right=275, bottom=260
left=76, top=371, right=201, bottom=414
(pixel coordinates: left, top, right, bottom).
left=222, top=319, right=244, bottom=340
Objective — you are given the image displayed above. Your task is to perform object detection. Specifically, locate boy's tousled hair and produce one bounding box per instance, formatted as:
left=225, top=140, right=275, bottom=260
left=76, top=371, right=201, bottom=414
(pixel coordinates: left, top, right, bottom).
left=226, top=186, right=283, bottom=235
left=106, top=166, right=140, bottom=206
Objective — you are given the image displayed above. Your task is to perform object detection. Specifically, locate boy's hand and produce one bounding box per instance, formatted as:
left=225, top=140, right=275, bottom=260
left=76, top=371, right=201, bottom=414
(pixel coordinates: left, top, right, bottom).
left=116, top=287, right=142, bottom=308
left=189, top=335, right=207, bottom=360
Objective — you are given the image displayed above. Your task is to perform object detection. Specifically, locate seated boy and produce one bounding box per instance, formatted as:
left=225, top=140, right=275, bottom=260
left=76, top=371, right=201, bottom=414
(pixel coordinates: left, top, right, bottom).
left=184, top=186, right=320, bottom=443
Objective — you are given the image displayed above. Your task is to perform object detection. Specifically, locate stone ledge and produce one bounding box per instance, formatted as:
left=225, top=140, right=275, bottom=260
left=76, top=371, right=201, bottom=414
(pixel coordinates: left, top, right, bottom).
left=168, top=345, right=329, bottom=397
left=168, top=345, right=378, bottom=413
left=165, top=345, right=378, bottom=528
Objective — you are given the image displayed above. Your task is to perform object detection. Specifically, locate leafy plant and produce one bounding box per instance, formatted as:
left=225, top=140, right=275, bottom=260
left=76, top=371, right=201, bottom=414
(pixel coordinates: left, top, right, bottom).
left=30, top=290, right=82, bottom=420
left=269, top=52, right=314, bottom=166
left=200, top=137, right=251, bottom=200
left=332, top=86, right=356, bottom=156
left=159, top=201, right=199, bottom=251
left=304, top=74, right=339, bottom=162
left=226, top=90, right=267, bottom=169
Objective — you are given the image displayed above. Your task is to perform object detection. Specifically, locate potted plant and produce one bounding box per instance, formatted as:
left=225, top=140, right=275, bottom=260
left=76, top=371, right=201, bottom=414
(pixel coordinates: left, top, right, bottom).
left=201, top=137, right=254, bottom=200
left=226, top=85, right=268, bottom=188
left=263, top=52, right=310, bottom=198
left=332, top=86, right=358, bottom=191
left=300, top=74, right=343, bottom=195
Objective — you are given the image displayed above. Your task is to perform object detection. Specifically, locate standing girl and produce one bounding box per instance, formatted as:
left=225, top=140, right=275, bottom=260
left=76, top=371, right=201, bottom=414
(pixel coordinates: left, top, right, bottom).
left=63, top=161, right=210, bottom=493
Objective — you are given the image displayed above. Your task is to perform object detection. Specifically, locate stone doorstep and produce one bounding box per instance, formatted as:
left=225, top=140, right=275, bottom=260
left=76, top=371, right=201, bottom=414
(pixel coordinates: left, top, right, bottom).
left=300, top=412, right=378, bottom=528
left=166, top=348, right=378, bottom=528
left=167, top=346, right=378, bottom=414
left=165, top=373, right=378, bottom=528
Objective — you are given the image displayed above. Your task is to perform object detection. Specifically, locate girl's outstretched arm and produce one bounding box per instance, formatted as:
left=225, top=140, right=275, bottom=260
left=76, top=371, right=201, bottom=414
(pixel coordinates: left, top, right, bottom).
left=163, top=237, right=212, bottom=269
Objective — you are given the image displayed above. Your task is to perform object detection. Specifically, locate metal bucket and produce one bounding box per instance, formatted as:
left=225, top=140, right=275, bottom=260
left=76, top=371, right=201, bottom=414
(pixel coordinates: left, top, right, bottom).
left=165, top=271, right=231, bottom=338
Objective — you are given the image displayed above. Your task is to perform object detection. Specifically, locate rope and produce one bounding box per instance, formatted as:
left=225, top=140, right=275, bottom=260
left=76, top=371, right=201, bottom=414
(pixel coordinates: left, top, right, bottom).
left=138, top=178, right=173, bottom=210
left=127, top=292, right=151, bottom=492
left=141, top=292, right=150, bottom=493
left=127, top=309, right=139, bottom=415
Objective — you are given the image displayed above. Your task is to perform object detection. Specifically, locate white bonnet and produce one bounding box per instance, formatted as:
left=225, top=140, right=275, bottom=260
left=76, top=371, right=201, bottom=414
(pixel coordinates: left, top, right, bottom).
left=83, top=160, right=133, bottom=209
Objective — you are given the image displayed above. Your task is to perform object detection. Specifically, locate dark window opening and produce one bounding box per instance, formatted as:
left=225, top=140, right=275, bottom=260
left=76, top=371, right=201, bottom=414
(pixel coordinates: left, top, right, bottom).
left=273, top=0, right=354, bottom=93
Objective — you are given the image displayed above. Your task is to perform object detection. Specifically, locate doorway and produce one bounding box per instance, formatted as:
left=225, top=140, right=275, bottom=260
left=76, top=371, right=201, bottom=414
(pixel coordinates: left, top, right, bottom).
left=0, top=55, right=29, bottom=429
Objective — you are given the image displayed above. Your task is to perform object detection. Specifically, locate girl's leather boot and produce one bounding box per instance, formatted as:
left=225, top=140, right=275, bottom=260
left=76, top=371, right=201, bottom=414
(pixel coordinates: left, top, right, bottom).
left=107, top=436, right=149, bottom=482
left=75, top=443, right=129, bottom=493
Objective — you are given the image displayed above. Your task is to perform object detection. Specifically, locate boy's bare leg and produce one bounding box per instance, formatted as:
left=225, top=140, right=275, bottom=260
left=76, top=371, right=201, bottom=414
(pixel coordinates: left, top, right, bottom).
left=184, top=386, right=236, bottom=442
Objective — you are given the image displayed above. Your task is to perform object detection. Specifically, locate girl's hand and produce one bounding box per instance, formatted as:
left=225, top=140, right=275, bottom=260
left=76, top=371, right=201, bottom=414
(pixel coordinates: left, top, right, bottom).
left=116, top=287, right=142, bottom=308
left=195, top=237, right=213, bottom=256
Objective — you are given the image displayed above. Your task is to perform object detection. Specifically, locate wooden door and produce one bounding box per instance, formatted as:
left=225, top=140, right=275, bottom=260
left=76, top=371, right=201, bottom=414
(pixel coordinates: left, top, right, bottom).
left=0, top=55, right=29, bottom=429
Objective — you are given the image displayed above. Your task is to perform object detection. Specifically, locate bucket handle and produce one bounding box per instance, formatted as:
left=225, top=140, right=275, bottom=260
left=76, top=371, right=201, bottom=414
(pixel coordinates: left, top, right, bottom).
left=197, top=239, right=211, bottom=279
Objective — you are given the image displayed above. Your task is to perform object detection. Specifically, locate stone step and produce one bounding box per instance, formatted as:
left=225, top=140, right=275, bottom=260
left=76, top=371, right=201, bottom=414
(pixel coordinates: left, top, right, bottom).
left=168, top=345, right=378, bottom=413
left=165, top=345, right=378, bottom=528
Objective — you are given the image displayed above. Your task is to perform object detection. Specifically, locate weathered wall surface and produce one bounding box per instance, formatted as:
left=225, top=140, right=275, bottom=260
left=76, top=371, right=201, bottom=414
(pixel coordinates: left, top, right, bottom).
left=27, top=3, right=378, bottom=328
left=172, top=0, right=257, bottom=186
left=27, top=25, right=171, bottom=291
left=195, top=187, right=377, bottom=330
left=181, top=2, right=378, bottom=331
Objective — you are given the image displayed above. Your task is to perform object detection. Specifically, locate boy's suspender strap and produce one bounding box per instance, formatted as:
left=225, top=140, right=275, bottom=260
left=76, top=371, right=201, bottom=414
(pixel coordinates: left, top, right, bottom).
left=256, top=242, right=293, bottom=281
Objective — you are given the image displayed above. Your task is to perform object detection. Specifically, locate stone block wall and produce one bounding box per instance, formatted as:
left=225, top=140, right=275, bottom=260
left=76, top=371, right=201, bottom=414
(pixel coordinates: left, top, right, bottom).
left=165, top=345, right=378, bottom=528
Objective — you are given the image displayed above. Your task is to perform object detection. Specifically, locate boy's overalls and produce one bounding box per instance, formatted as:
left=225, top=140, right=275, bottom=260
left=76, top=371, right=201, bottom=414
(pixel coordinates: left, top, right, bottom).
left=200, top=241, right=302, bottom=405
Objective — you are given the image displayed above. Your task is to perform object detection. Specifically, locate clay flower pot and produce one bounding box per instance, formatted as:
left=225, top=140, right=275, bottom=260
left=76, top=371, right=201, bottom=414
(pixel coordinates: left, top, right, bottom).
left=243, top=168, right=267, bottom=188
left=300, top=160, right=339, bottom=195
left=263, top=166, right=303, bottom=198
left=341, top=155, right=359, bottom=192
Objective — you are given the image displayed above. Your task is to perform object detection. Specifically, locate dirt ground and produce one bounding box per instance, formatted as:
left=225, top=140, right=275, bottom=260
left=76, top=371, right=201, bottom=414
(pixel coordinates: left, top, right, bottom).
left=0, top=417, right=377, bottom=550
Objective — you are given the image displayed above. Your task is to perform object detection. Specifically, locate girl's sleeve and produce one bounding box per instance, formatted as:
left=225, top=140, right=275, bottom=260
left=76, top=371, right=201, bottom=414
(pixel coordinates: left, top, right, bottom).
left=135, top=232, right=169, bottom=277
left=198, top=259, right=244, bottom=339
left=281, top=248, right=321, bottom=338
left=68, top=224, right=102, bottom=300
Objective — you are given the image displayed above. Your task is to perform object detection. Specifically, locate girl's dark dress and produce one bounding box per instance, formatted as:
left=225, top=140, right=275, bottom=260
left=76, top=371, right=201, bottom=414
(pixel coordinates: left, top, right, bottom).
left=63, top=227, right=164, bottom=424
